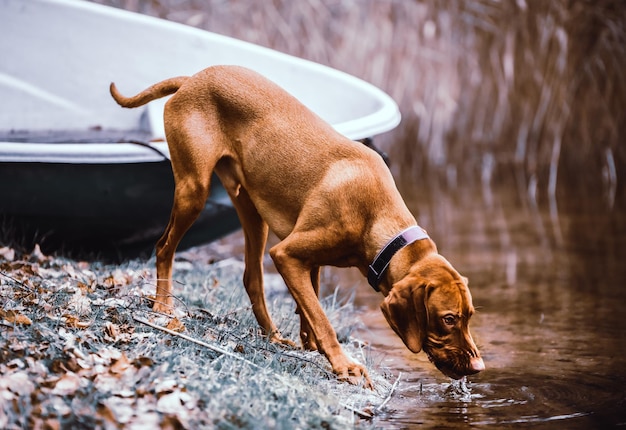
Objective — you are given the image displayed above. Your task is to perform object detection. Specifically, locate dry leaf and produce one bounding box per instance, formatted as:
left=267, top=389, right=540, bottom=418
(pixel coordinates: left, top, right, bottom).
left=133, top=356, right=154, bottom=368
left=29, top=417, right=61, bottom=430
left=160, top=414, right=185, bottom=430
left=14, top=312, right=32, bottom=326
left=6, top=358, right=24, bottom=370
left=165, top=317, right=185, bottom=333
left=8, top=337, right=26, bottom=352
left=96, top=402, right=117, bottom=427
left=156, top=391, right=185, bottom=414
left=64, top=314, right=91, bottom=329
left=105, top=322, right=120, bottom=341
left=154, top=379, right=177, bottom=395
left=30, top=244, right=49, bottom=263
left=97, top=347, right=122, bottom=363
left=110, top=352, right=132, bottom=375
left=0, top=246, right=15, bottom=261
left=68, top=288, right=92, bottom=316
left=55, top=352, right=83, bottom=372
left=93, top=373, right=117, bottom=393
left=43, top=418, right=61, bottom=430
left=2, top=310, right=32, bottom=326
left=57, top=327, right=77, bottom=350
left=52, top=372, right=82, bottom=396
left=99, top=396, right=135, bottom=424
left=104, top=269, right=133, bottom=287
left=0, top=371, right=35, bottom=396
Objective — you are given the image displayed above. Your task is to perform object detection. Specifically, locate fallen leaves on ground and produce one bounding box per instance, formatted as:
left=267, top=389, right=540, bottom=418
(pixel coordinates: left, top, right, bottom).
left=0, top=245, right=393, bottom=428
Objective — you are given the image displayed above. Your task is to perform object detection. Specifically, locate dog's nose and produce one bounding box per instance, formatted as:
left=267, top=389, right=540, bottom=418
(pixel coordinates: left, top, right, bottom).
left=469, top=356, right=485, bottom=374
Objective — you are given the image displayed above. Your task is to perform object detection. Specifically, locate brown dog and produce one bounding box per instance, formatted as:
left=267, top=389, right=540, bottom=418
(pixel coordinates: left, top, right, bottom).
left=110, top=65, right=484, bottom=387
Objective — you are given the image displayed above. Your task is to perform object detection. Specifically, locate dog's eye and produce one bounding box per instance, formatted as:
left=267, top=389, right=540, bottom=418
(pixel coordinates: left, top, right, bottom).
left=442, top=315, right=456, bottom=326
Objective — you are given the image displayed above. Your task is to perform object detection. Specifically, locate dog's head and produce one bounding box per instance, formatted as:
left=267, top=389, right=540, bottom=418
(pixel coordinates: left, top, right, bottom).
left=380, top=256, right=484, bottom=379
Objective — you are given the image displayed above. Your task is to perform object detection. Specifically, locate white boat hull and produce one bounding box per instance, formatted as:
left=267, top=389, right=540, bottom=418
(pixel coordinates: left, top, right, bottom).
left=0, top=0, right=400, bottom=258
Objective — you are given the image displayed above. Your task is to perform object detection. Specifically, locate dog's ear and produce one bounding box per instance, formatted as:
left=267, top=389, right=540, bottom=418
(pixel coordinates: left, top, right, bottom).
left=380, top=279, right=427, bottom=353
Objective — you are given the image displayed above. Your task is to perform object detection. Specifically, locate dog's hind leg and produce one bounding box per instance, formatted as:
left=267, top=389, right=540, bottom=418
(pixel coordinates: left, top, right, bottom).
left=153, top=125, right=217, bottom=314
left=228, top=186, right=295, bottom=346
left=154, top=192, right=205, bottom=313
left=154, top=176, right=209, bottom=313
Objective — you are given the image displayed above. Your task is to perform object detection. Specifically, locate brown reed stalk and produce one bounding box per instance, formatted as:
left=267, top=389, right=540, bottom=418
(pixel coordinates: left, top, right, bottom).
left=93, top=0, right=625, bottom=196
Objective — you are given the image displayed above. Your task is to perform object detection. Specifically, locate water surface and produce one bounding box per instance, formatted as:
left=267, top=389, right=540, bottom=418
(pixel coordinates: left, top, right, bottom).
left=346, top=171, right=626, bottom=428
left=202, top=168, right=625, bottom=428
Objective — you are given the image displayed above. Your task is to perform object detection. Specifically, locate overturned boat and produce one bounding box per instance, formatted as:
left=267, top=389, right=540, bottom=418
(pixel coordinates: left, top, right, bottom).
left=0, top=0, right=400, bottom=259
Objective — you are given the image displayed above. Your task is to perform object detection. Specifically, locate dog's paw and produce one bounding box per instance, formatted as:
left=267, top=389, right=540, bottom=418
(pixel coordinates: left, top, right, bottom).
left=152, top=299, right=175, bottom=315
left=270, top=333, right=297, bottom=348
left=300, top=331, right=318, bottom=351
left=302, top=339, right=319, bottom=352
left=336, top=363, right=373, bottom=390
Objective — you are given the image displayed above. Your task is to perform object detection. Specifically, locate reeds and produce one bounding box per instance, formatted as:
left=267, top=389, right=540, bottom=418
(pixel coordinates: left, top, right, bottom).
left=94, top=0, right=625, bottom=198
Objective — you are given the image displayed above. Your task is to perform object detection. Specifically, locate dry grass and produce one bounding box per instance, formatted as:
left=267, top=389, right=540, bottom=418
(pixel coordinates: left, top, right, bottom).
left=0, top=247, right=393, bottom=428
left=94, top=0, right=625, bottom=200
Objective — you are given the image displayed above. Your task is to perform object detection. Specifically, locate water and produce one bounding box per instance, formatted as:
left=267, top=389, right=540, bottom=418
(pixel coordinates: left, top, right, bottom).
left=203, top=167, right=626, bottom=428
left=339, top=170, right=626, bottom=428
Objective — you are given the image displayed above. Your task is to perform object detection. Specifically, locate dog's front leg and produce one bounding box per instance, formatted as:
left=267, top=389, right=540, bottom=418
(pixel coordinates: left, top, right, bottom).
left=297, top=267, right=320, bottom=351
left=270, top=240, right=372, bottom=388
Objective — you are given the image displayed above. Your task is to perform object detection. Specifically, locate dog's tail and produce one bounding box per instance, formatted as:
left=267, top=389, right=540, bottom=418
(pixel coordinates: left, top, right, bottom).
left=109, top=76, right=189, bottom=108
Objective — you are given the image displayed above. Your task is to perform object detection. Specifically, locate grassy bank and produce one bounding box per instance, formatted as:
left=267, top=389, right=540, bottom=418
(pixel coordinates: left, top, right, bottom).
left=0, top=246, right=394, bottom=428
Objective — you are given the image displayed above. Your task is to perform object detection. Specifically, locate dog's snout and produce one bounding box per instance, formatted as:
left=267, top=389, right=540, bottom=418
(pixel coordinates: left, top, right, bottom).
left=468, top=356, right=485, bottom=374
left=463, top=331, right=484, bottom=374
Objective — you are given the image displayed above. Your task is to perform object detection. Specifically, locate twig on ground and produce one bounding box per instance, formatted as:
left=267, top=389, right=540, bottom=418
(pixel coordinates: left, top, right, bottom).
left=376, top=372, right=402, bottom=412
left=198, top=321, right=336, bottom=379
left=338, top=369, right=403, bottom=419
left=272, top=349, right=336, bottom=379
left=342, top=403, right=374, bottom=420
left=133, top=315, right=260, bottom=368
left=0, top=271, right=34, bottom=292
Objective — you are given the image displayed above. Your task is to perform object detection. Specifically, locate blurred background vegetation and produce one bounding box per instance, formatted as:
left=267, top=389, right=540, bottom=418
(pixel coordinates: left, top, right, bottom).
left=93, top=0, right=625, bottom=205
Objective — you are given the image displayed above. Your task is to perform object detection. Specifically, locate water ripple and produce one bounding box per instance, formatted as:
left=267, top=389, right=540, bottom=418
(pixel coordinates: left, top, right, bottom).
left=379, top=371, right=626, bottom=428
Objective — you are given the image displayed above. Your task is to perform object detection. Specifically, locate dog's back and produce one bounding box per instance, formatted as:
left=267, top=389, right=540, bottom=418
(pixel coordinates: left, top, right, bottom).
left=160, top=66, right=401, bottom=239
